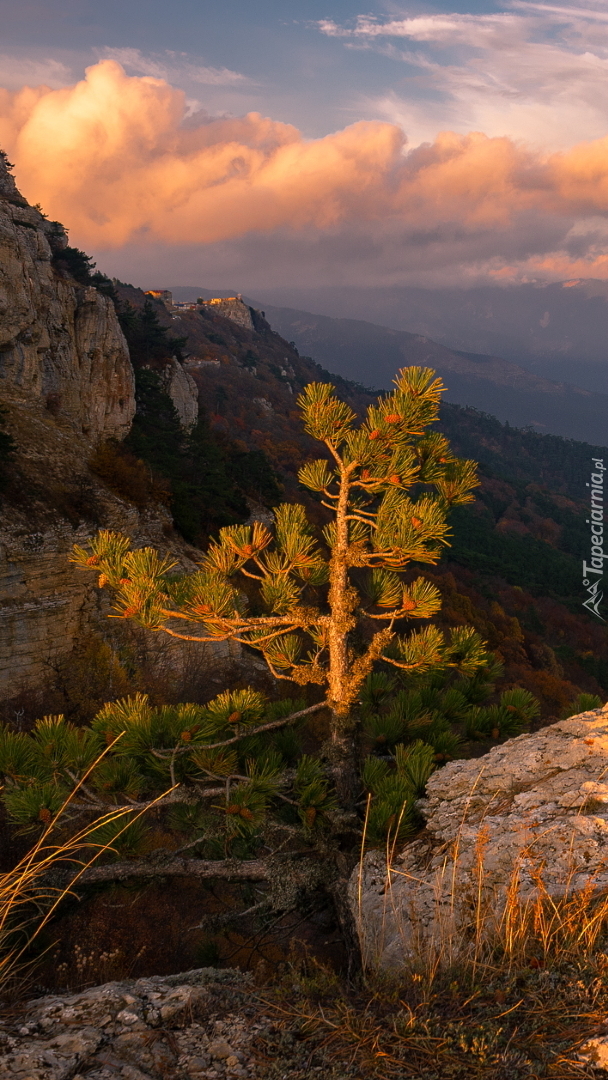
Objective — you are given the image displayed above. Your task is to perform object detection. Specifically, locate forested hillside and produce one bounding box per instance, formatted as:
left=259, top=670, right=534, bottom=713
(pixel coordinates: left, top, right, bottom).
left=73, top=261, right=608, bottom=717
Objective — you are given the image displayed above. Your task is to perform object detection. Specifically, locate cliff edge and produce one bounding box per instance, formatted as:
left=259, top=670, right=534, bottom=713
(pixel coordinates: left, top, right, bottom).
left=0, top=157, right=134, bottom=438
left=0, top=158, right=215, bottom=702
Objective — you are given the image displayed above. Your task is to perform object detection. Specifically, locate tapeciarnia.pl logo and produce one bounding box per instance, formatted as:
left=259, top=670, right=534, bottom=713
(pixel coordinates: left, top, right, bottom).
left=582, top=457, right=605, bottom=621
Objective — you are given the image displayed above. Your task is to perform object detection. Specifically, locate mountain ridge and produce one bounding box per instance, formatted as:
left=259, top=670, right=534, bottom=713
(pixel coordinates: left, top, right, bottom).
left=259, top=301, right=608, bottom=445
left=167, top=286, right=608, bottom=444
left=229, top=280, right=608, bottom=393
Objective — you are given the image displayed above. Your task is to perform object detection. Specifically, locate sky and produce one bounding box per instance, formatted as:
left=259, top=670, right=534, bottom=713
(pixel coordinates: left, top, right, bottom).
left=2, top=0, right=608, bottom=290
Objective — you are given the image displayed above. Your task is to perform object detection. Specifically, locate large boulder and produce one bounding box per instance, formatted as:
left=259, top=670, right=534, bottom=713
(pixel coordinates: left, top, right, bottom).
left=349, top=706, right=608, bottom=972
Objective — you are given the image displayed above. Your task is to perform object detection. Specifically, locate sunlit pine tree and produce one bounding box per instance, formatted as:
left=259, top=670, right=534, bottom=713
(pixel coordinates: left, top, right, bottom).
left=72, top=367, right=484, bottom=801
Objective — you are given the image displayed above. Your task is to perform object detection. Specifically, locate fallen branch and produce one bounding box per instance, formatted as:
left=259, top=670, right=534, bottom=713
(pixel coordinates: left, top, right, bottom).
left=51, top=855, right=271, bottom=888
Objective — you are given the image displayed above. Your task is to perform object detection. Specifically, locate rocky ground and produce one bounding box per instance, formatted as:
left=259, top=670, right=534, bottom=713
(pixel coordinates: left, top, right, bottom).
left=352, top=705, right=608, bottom=973
left=5, top=961, right=608, bottom=1080
left=0, top=969, right=270, bottom=1080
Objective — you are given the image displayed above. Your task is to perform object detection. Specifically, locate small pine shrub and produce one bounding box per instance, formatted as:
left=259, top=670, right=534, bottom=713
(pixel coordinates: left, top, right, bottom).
left=561, top=692, right=603, bottom=719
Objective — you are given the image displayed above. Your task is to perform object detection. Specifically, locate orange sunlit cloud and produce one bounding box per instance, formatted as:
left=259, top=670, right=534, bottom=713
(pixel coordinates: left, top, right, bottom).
left=2, top=58, right=608, bottom=282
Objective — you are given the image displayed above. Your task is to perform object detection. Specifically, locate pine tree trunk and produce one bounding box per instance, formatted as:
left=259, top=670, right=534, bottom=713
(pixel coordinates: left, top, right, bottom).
left=328, top=706, right=358, bottom=805
left=327, top=463, right=358, bottom=805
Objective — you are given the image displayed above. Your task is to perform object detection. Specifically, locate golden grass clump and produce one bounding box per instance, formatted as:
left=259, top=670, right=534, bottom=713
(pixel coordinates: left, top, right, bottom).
left=358, top=820, right=608, bottom=991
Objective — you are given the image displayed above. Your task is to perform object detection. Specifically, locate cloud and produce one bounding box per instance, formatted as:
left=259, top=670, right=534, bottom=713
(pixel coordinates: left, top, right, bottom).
left=4, top=59, right=608, bottom=285
left=98, top=48, right=249, bottom=87
left=0, top=54, right=71, bottom=90
left=320, top=3, right=608, bottom=150
left=319, top=12, right=526, bottom=48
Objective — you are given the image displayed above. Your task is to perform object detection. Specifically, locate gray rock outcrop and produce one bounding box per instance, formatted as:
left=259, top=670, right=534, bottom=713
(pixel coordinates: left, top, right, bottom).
left=0, top=969, right=257, bottom=1079
left=0, top=161, right=141, bottom=698
left=199, top=296, right=254, bottom=331
left=0, top=170, right=134, bottom=440
left=349, top=706, right=608, bottom=973
left=161, top=357, right=198, bottom=431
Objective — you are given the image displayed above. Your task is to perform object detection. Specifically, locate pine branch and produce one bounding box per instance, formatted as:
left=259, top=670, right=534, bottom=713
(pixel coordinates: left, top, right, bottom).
left=379, top=653, right=426, bottom=671
left=149, top=701, right=327, bottom=755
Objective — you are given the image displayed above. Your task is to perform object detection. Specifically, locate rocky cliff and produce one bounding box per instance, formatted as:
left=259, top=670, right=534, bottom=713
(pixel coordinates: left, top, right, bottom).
left=0, top=160, right=218, bottom=703
left=161, top=356, right=198, bottom=430
left=0, top=163, right=134, bottom=439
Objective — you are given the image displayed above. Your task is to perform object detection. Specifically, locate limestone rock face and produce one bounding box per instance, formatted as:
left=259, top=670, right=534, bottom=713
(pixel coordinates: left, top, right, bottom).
left=349, top=707, right=608, bottom=972
left=0, top=969, right=255, bottom=1080
left=0, top=164, right=134, bottom=440
left=0, top=160, right=230, bottom=699
left=161, top=356, right=199, bottom=430
left=199, top=295, right=254, bottom=330
left=0, top=160, right=139, bottom=697
left=0, top=482, right=179, bottom=697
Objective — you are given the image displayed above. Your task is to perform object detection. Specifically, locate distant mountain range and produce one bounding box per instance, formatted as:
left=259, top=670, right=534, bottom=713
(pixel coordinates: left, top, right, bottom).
left=247, top=280, right=608, bottom=396
left=260, top=304, right=608, bottom=446
left=168, top=287, right=608, bottom=445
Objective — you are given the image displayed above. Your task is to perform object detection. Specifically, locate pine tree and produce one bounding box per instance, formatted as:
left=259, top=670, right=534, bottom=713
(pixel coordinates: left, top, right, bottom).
left=72, top=367, right=485, bottom=801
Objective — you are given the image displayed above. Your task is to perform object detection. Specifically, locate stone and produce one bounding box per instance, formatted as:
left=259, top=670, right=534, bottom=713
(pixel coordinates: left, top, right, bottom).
left=160, top=357, right=198, bottom=431
left=0, top=179, right=134, bottom=440
left=208, top=1039, right=234, bottom=1059
left=349, top=706, right=608, bottom=972
left=185, top=1055, right=211, bottom=1070
left=0, top=970, right=252, bottom=1080
left=198, top=297, right=254, bottom=331
left=579, top=1034, right=608, bottom=1070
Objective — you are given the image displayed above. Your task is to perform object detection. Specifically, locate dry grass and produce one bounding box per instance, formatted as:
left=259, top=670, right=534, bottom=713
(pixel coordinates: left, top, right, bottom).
left=355, top=781, right=608, bottom=990
left=0, top=745, right=172, bottom=997
left=249, top=821, right=608, bottom=1078
left=0, top=806, right=133, bottom=993
left=254, top=962, right=608, bottom=1079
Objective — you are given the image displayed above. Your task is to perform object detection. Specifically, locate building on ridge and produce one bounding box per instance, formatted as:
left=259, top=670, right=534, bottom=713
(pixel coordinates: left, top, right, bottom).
left=145, top=290, right=173, bottom=309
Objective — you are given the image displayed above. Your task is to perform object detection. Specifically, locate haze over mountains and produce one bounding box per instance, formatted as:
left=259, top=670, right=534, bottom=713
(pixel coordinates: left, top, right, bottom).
left=170, top=286, right=608, bottom=446
left=250, top=281, right=608, bottom=396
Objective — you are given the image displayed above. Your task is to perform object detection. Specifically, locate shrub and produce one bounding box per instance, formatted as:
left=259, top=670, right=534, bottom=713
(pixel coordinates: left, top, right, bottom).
left=89, top=440, right=170, bottom=508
